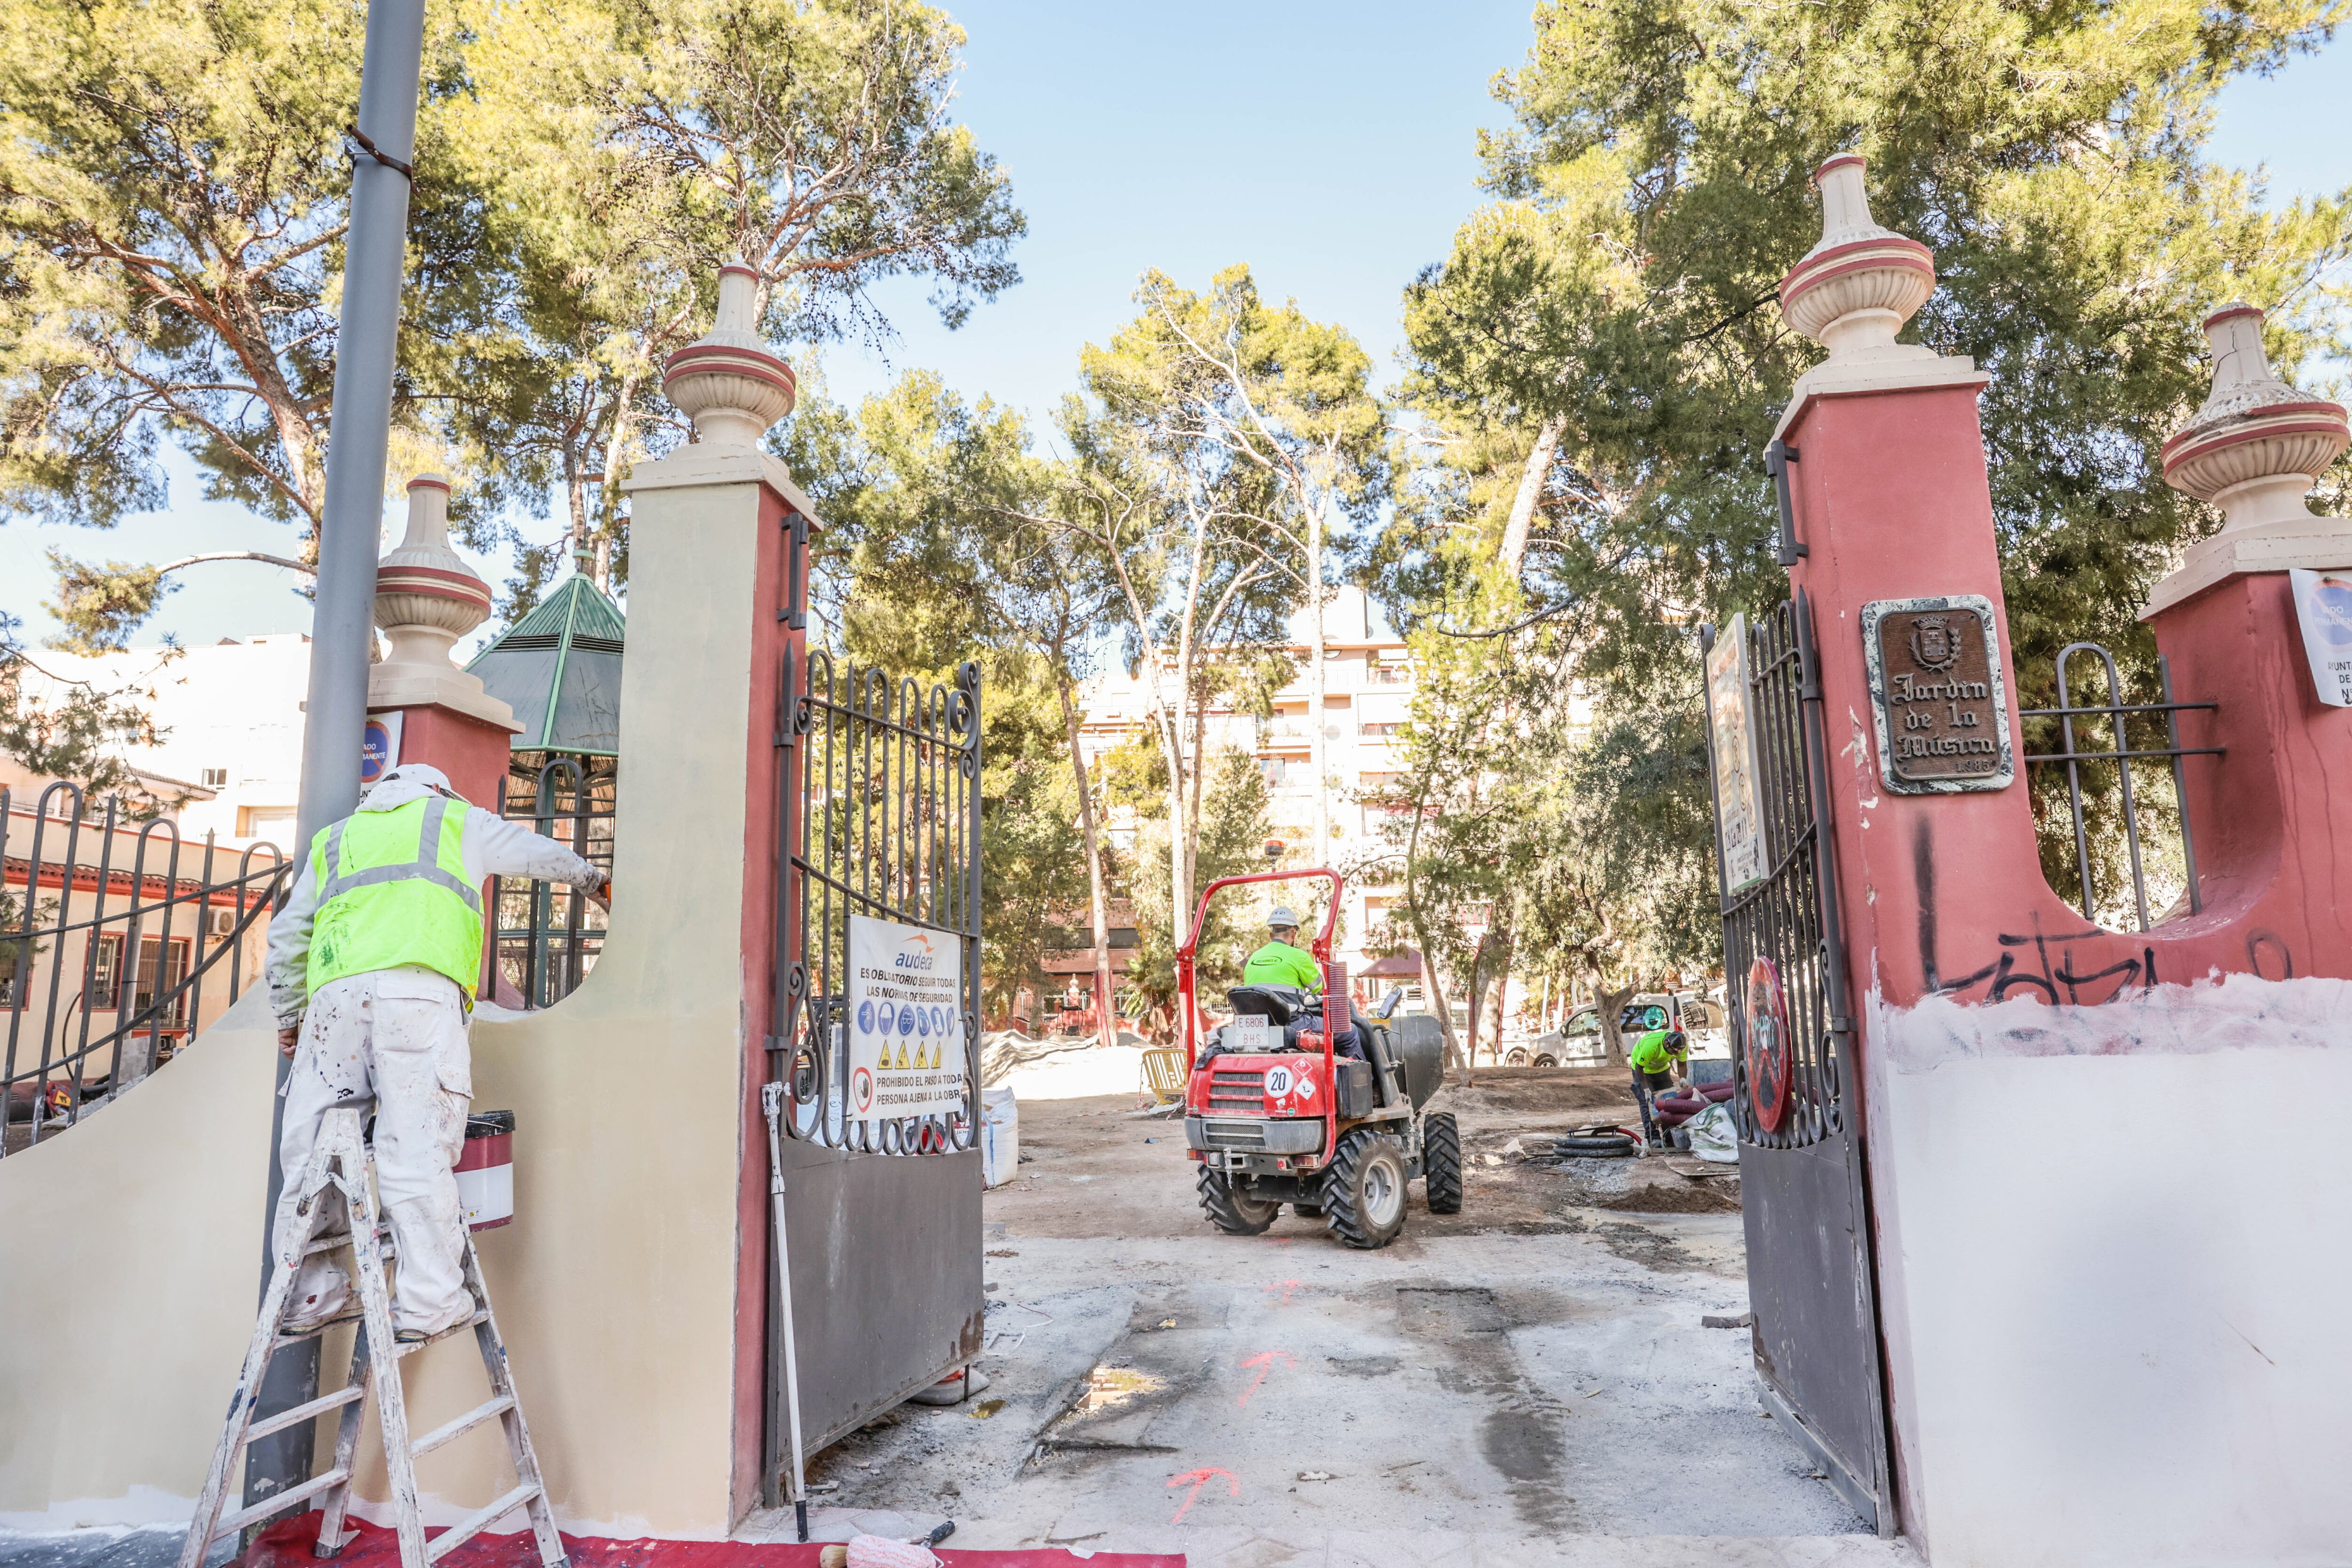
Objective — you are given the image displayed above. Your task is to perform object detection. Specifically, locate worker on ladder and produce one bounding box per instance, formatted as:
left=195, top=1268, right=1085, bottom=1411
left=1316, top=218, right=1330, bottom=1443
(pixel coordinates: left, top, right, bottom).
left=265, top=763, right=608, bottom=1343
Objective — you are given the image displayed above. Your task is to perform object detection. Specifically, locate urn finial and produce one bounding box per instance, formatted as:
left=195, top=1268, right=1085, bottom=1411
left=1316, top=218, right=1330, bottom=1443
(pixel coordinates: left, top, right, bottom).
left=1778, top=155, right=1939, bottom=361
left=367, top=475, right=517, bottom=728
left=375, top=475, right=492, bottom=671
left=2159, top=303, right=2350, bottom=532
left=660, top=263, right=798, bottom=447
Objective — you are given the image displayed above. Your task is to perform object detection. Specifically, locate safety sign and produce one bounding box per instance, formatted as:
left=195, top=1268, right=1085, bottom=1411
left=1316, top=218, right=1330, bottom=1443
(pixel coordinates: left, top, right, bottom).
left=846, top=913, right=969, bottom=1120
left=2290, top=567, right=2352, bottom=707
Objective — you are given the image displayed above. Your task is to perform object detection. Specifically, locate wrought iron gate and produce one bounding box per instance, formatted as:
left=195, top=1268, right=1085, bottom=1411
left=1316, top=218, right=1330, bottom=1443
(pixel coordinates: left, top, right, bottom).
left=761, top=511, right=985, bottom=1503
left=1700, top=592, right=1893, bottom=1534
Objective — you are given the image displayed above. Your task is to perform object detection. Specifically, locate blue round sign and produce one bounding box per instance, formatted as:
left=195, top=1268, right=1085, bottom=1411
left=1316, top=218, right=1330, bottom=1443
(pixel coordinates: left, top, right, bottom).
left=898, top=1004, right=916, bottom=1036
left=914, top=1005, right=930, bottom=1037
left=2312, top=581, right=2352, bottom=647
left=930, top=1005, right=946, bottom=1037
left=856, top=999, right=874, bottom=1036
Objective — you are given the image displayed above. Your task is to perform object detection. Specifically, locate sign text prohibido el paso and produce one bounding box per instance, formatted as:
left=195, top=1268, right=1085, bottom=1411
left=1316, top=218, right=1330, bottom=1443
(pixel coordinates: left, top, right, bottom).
left=1860, top=595, right=2015, bottom=796
left=847, top=913, right=969, bottom=1121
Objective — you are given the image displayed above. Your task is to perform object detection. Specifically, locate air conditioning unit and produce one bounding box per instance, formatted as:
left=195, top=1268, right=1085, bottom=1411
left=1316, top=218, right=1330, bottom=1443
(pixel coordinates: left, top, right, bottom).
left=207, top=908, right=240, bottom=938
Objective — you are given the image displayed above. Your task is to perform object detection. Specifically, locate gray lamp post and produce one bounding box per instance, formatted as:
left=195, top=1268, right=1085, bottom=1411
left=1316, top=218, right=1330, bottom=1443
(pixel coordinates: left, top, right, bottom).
left=246, top=0, right=429, bottom=1512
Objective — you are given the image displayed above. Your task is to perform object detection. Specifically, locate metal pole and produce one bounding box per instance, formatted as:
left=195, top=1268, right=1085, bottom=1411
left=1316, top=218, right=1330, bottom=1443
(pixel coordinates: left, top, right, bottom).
left=248, top=0, right=428, bottom=1512
left=762, top=1083, right=811, bottom=1542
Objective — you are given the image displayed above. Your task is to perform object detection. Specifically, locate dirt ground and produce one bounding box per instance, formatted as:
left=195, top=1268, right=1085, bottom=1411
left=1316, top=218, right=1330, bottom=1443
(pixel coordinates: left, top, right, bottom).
left=736, top=1065, right=1914, bottom=1567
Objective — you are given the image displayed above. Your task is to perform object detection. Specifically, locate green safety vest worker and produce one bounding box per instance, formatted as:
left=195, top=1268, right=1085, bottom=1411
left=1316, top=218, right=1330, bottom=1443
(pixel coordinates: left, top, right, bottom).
left=1242, top=937, right=1323, bottom=990
left=1629, top=1027, right=1687, bottom=1076
left=306, top=794, right=485, bottom=1000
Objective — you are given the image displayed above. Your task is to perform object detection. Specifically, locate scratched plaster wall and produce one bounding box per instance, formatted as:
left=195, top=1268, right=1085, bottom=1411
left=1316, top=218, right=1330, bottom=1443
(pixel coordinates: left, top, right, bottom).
left=1862, top=975, right=2352, bottom=1567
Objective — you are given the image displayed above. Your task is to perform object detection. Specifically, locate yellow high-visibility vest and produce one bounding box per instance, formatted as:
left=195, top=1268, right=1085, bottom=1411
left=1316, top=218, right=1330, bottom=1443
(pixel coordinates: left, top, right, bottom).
left=305, top=796, right=481, bottom=1001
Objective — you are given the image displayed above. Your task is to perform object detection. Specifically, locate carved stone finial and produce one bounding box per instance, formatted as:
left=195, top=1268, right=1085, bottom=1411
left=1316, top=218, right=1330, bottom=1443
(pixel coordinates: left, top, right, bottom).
left=1778, top=154, right=1939, bottom=361
left=2159, top=303, right=2350, bottom=530
left=2142, top=303, right=2352, bottom=619
left=369, top=475, right=517, bottom=728
left=660, top=264, right=797, bottom=447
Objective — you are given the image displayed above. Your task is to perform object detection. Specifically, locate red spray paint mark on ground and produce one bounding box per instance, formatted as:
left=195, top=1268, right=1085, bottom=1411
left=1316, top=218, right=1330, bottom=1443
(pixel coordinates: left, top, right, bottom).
left=241, top=1512, right=1182, bottom=1568
left=1261, top=1280, right=1301, bottom=1307
left=1235, top=1349, right=1296, bottom=1408
left=1166, top=1467, right=1239, bottom=1523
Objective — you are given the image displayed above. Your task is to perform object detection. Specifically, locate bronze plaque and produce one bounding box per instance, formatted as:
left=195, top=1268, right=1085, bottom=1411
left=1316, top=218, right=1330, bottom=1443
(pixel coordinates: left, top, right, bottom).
left=1861, top=595, right=2013, bottom=794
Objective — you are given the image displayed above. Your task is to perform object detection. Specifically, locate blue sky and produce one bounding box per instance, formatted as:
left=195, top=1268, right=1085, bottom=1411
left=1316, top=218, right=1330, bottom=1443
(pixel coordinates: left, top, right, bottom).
left=5, top=1, right=2349, bottom=650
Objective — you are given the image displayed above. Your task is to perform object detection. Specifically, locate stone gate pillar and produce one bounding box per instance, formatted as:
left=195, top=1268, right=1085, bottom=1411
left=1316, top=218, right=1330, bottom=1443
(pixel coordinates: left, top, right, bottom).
left=1767, top=157, right=2352, bottom=1568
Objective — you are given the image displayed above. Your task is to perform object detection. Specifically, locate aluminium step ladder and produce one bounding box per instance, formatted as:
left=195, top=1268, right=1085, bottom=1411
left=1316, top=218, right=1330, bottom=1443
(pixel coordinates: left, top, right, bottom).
left=178, top=1105, right=566, bottom=1568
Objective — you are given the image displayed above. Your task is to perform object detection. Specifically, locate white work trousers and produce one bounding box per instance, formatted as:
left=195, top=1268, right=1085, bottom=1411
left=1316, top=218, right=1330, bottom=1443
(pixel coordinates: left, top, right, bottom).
left=274, top=967, right=475, bottom=1337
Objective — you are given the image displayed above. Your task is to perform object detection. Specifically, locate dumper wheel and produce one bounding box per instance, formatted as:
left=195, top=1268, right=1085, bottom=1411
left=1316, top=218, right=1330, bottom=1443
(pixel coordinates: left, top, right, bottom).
left=1324, top=1130, right=1409, bottom=1250
left=1197, top=1166, right=1279, bottom=1235
left=1422, top=1111, right=1463, bottom=1214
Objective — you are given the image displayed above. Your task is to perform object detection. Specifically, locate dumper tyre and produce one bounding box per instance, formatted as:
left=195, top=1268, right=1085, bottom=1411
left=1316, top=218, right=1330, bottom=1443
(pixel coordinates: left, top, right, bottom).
left=1422, top=1111, right=1463, bottom=1214
left=1324, top=1130, right=1409, bottom=1250
left=1197, top=1166, right=1280, bottom=1235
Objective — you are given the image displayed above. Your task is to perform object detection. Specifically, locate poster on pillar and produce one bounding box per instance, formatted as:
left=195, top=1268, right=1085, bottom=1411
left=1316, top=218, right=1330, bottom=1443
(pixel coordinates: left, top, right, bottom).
left=1861, top=595, right=2015, bottom=795
left=1704, top=614, right=1768, bottom=893
left=847, top=913, right=970, bottom=1120
left=2289, top=567, right=2352, bottom=707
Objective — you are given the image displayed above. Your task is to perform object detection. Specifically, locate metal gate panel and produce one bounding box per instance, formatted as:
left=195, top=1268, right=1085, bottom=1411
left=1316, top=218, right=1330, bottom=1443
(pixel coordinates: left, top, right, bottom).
left=1702, top=591, right=1894, bottom=1536
left=762, top=508, right=985, bottom=1504
left=775, top=1136, right=983, bottom=1455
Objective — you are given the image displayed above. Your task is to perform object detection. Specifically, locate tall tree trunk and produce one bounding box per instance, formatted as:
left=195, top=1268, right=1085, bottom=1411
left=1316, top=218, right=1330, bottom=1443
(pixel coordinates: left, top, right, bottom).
left=1057, top=665, right=1117, bottom=1051
left=1308, top=490, right=1329, bottom=871
left=1500, top=415, right=1564, bottom=581
left=594, top=372, right=642, bottom=590
left=1597, top=980, right=1635, bottom=1071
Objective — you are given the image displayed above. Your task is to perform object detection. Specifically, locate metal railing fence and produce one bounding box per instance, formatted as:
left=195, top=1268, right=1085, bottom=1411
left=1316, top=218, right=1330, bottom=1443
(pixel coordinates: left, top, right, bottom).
left=2, top=783, right=286, bottom=1156
left=482, top=755, right=614, bottom=1009
left=2021, top=644, right=2219, bottom=931
left=771, top=652, right=982, bottom=1154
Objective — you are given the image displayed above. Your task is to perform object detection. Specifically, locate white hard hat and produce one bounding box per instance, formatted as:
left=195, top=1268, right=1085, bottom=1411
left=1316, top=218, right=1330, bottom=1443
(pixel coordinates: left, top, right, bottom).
left=1268, top=906, right=1301, bottom=929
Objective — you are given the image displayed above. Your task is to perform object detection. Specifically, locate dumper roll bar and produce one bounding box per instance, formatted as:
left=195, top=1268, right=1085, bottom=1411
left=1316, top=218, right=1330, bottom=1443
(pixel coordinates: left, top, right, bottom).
left=1175, top=868, right=1342, bottom=1056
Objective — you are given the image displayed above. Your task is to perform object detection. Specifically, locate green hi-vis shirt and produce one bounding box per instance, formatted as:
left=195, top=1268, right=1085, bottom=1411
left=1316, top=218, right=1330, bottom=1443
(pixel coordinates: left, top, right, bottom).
left=1241, top=940, right=1323, bottom=990
left=1629, top=1028, right=1685, bottom=1074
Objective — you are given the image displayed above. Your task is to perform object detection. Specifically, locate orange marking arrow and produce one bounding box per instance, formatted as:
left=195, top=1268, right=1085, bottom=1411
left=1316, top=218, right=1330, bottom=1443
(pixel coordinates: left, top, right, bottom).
left=1167, top=1467, right=1239, bottom=1523
left=1236, top=1349, right=1297, bottom=1409
left=1262, top=1280, right=1302, bottom=1307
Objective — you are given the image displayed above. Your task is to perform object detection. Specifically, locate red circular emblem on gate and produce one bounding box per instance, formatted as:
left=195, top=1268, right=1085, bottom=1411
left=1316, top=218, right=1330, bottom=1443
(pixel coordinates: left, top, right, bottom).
left=1745, top=957, right=1792, bottom=1133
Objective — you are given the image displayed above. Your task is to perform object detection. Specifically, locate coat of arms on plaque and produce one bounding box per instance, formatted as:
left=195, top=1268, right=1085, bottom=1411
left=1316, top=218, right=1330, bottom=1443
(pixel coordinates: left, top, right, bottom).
left=1908, top=613, right=1960, bottom=672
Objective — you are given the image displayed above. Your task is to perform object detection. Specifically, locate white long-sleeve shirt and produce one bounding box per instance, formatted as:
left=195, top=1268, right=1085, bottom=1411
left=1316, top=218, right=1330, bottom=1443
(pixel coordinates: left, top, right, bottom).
left=267, top=794, right=604, bottom=1025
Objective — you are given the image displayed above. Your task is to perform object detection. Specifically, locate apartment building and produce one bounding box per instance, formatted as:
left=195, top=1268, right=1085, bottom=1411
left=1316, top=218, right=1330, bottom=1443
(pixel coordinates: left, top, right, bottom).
left=17, top=634, right=313, bottom=849
left=1073, top=586, right=1424, bottom=986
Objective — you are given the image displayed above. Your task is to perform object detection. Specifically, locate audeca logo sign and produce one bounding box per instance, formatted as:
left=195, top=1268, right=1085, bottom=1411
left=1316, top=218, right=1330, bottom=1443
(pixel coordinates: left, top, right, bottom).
left=846, top=912, right=968, bottom=1120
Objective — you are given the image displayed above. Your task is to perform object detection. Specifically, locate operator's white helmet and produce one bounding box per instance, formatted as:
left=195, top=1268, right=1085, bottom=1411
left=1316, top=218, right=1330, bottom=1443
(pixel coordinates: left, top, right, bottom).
left=1267, top=906, right=1301, bottom=930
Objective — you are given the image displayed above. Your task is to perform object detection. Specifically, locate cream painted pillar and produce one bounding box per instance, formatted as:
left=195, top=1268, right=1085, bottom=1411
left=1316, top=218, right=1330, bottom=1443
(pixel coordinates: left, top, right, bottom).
left=380, top=266, right=812, bottom=1535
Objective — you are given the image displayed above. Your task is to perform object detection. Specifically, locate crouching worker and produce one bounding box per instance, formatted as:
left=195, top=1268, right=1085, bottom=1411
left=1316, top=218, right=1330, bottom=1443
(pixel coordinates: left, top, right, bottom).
left=1628, top=1027, right=1689, bottom=1146
left=265, top=764, right=610, bottom=1342
left=1241, top=906, right=1363, bottom=1060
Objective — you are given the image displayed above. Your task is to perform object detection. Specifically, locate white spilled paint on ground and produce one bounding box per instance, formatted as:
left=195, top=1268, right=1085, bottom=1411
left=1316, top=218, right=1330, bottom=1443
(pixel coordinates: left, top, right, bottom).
left=1863, top=974, right=2352, bottom=1568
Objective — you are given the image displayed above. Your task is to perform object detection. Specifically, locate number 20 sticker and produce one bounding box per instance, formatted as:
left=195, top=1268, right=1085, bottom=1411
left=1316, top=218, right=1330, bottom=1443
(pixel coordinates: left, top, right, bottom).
left=1264, top=1066, right=1294, bottom=1098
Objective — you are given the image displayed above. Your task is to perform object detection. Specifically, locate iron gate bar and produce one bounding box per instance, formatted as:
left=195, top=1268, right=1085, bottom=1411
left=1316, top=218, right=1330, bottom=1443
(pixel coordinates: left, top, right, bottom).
left=771, top=647, right=980, bottom=1154
left=2021, top=645, right=2217, bottom=927
left=3, top=783, right=286, bottom=1155
left=1698, top=593, right=1893, bottom=1536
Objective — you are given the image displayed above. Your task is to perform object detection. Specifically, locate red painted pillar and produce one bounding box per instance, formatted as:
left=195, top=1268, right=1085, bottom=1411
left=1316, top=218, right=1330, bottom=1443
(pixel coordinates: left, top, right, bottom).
left=1769, top=159, right=2352, bottom=1565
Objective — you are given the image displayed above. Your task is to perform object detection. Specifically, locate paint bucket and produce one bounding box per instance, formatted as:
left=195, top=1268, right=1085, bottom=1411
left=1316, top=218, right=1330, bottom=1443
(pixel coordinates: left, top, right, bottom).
left=456, top=1110, right=516, bottom=1231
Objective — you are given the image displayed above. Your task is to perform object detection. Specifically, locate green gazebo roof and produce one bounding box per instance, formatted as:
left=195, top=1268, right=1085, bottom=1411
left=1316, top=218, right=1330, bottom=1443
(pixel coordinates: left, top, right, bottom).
left=466, top=573, right=625, bottom=756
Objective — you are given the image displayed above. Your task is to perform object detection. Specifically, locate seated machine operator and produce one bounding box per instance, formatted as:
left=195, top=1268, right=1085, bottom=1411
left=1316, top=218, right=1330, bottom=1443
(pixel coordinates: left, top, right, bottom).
left=1240, top=907, right=1364, bottom=1059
